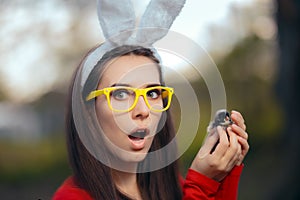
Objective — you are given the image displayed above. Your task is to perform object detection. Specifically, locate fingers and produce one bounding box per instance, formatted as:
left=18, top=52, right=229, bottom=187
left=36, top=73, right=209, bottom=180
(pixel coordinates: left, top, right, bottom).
left=237, top=136, right=250, bottom=156
left=236, top=136, right=249, bottom=165
left=190, top=110, right=250, bottom=181
left=231, top=123, right=248, bottom=140
left=209, top=127, right=242, bottom=175
left=236, top=150, right=244, bottom=166
left=223, top=128, right=241, bottom=167
left=231, top=110, right=246, bottom=131
left=200, top=128, right=220, bottom=155
left=212, top=126, right=229, bottom=158
left=229, top=110, right=249, bottom=157
left=191, top=125, right=246, bottom=182
left=211, top=124, right=248, bottom=161
left=230, top=125, right=250, bottom=166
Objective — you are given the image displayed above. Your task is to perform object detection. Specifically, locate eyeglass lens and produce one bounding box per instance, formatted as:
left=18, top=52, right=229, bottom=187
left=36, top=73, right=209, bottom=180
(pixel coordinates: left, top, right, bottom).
left=109, top=87, right=170, bottom=111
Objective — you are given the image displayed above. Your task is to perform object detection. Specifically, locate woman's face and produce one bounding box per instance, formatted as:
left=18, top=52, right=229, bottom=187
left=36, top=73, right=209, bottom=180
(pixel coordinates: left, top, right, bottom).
left=95, top=54, right=162, bottom=163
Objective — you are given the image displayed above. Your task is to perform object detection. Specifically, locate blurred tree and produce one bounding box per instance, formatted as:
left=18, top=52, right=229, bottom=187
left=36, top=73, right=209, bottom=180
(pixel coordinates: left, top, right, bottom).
left=0, top=1, right=99, bottom=199
left=0, top=85, right=5, bottom=101
left=0, top=0, right=101, bottom=103
left=269, top=0, right=300, bottom=199
left=216, top=35, right=282, bottom=200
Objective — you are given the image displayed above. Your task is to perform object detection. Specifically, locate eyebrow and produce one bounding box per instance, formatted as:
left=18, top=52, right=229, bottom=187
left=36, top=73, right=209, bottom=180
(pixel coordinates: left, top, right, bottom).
left=110, top=83, right=131, bottom=87
left=110, top=83, right=162, bottom=88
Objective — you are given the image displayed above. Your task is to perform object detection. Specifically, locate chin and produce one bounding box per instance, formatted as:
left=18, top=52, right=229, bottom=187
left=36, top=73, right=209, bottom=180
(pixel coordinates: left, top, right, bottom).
left=103, top=137, right=154, bottom=170
left=115, top=148, right=149, bottom=163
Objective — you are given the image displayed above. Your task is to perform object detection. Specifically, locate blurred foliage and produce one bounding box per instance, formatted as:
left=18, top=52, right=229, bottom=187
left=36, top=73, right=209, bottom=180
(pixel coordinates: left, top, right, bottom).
left=0, top=135, right=70, bottom=200
left=0, top=135, right=68, bottom=183
left=219, top=35, right=282, bottom=140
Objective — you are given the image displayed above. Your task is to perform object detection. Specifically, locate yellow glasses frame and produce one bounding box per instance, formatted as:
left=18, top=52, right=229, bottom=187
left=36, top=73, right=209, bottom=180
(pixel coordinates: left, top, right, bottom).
left=86, top=86, right=174, bottom=112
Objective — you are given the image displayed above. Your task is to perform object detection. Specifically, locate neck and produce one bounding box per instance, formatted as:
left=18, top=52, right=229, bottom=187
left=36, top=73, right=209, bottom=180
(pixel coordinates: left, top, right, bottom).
left=112, top=169, right=142, bottom=200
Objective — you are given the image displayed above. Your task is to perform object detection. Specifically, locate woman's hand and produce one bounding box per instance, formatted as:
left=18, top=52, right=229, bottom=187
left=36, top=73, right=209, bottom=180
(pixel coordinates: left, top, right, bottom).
left=230, top=110, right=249, bottom=165
left=190, top=110, right=249, bottom=182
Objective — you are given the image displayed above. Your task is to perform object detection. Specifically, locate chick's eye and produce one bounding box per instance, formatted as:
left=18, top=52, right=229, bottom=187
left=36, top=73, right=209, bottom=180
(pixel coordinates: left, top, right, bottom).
left=111, top=89, right=130, bottom=100
left=147, top=89, right=161, bottom=99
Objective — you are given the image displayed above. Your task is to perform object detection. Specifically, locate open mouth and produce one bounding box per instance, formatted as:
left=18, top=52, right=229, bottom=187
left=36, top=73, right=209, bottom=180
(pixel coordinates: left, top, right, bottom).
left=128, top=129, right=148, bottom=140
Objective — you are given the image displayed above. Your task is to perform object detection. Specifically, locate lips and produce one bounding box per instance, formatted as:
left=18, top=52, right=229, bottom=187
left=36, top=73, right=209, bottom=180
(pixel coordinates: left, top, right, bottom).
left=128, top=128, right=149, bottom=150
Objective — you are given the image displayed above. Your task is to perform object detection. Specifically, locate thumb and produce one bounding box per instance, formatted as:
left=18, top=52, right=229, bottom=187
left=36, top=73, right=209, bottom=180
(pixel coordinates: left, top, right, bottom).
left=201, top=128, right=219, bottom=153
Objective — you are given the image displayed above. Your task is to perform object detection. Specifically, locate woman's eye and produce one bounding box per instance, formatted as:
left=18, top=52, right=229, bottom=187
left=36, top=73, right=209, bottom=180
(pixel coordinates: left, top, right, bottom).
left=111, top=89, right=130, bottom=100
left=147, top=89, right=161, bottom=99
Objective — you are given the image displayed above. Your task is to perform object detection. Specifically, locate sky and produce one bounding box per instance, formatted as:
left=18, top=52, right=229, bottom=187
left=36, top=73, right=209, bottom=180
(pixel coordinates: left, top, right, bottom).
left=0, top=0, right=265, bottom=103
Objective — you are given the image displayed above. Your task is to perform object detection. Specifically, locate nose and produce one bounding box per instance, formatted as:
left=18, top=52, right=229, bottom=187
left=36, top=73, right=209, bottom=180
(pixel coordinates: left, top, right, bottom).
left=132, top=96, right=150, bottom=119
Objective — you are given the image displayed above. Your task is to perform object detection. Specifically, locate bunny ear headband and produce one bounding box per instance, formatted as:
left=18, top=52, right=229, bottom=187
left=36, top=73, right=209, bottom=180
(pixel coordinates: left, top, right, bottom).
left=80, top=0, right=186, bottom=86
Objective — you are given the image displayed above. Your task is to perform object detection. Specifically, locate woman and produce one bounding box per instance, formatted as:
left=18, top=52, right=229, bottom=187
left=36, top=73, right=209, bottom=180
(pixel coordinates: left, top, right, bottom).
left=53, top=45, right=249, bottom=199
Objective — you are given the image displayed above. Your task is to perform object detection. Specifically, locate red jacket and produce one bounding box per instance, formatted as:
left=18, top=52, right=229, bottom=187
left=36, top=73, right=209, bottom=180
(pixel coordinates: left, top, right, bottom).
left=53, top=165, right=243, bottom=200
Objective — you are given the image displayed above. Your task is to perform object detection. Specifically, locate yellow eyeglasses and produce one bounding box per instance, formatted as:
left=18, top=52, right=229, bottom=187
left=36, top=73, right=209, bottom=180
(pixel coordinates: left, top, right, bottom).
left=86, top=86, right=174, bottom=112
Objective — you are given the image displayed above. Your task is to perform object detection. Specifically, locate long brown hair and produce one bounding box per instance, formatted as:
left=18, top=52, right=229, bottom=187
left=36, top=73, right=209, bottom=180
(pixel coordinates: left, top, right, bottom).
left=66, top=45, right=182, bottom=199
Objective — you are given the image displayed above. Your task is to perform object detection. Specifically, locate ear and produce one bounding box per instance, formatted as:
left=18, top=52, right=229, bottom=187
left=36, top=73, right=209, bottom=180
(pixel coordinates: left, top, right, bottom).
left=136, top=0, right=186, bottom=45
left=97, top=0, right=136, bottom=45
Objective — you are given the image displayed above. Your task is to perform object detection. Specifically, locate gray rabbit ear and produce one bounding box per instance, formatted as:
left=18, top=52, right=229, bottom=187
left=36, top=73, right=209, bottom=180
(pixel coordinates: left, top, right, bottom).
left=135, top=0, right=186, bottom=45
left=97, top=0, right=136, bottom=45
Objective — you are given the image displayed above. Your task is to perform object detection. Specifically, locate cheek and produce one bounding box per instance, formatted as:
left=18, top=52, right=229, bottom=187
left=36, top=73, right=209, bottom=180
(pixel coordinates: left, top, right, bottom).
left=95, top=97, right=114, bottom=131
left=148, top=111, right=164, bottom=134
left=151, top=112, right=163, bottom=130
left=95, top=98, right=131, bottom=137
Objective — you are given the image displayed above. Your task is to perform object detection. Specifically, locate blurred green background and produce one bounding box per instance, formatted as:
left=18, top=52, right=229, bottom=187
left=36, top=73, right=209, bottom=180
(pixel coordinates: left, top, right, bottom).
left=1, top=0, right=299, bottom=199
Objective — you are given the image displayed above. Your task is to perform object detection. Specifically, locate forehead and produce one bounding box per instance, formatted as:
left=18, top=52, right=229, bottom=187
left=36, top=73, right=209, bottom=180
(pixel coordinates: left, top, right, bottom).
left=99, top=55, right=161, bottom=87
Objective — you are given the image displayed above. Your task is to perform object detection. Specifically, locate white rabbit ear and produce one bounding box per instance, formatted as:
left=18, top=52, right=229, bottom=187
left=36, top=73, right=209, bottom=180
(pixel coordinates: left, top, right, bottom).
left=135, top=0, right=186, bottom=45
left=80, top=0, right=186, bottom=86
left=97, top=0, right=136, bottom=44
